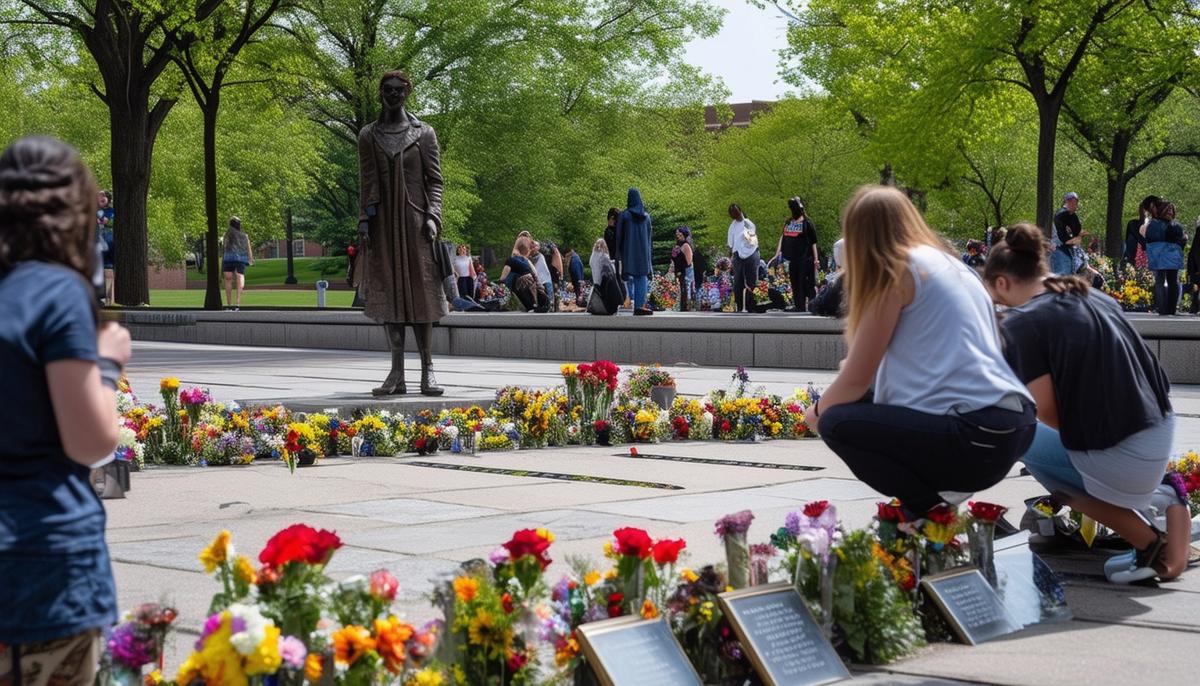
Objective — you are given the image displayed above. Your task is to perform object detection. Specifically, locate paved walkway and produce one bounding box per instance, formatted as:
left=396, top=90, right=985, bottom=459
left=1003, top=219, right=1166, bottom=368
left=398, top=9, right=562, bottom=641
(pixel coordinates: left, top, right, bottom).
left=113, top=342, right=1200, bottom=684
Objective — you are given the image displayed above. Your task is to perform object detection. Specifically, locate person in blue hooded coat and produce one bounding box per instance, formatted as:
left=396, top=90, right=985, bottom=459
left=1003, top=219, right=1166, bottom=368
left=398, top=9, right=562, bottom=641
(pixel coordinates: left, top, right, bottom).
left=617, top=187, right=654, bottom=314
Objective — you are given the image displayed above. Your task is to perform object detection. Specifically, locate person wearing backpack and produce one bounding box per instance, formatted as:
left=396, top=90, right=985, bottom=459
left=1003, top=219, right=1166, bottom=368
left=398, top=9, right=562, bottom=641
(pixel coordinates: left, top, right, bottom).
left=1142, top=200, right=1187, bottom=316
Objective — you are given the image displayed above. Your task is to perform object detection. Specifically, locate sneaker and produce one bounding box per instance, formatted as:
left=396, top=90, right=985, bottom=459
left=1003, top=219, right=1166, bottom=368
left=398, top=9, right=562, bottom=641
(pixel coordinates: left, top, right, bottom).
left=634, top=307, right=653, bottom=316
left=1103, top=550, right=1136, bottom=578
left=1106, top=531, right=1167, bottom=584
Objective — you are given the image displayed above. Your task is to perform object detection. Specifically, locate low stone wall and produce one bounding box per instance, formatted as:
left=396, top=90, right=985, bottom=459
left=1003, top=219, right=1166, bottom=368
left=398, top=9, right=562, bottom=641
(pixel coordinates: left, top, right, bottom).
left=116, top=310, right=1200, bottom=383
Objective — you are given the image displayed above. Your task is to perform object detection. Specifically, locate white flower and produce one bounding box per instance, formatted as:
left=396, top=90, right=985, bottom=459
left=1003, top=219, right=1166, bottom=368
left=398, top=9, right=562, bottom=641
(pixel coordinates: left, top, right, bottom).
left=445, top=425, right=460, bottom=439
left=228, top=603, right=269, bottom=655
left=117, top=425, right=137, bottom=448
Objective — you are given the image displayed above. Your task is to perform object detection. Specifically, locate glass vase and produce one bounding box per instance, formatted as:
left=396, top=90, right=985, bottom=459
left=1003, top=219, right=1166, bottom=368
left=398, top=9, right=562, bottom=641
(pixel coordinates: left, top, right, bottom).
left=818, top=554, right=837, bottom=639
left=724, top=532, right=750, bottom=589
left=968, top=520, right=998, bottom=587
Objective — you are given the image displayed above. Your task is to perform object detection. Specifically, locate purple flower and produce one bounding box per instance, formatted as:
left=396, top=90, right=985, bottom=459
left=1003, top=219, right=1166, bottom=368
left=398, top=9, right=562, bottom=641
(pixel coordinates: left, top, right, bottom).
left=714, top=510, right=755, bottom=537
left=279, top=635, right=307, bottom=669
left=108, top=622, right=155, bottom=669
left=1167, top=472, right=1189, bottom=504
left=488, top=547, right=509, bottom=565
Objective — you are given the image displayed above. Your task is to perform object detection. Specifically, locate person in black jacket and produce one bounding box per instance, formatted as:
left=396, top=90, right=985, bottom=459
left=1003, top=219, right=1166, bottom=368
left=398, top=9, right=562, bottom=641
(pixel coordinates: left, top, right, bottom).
left=774, top=197, right=820, bottom=311
left=1122, top=196, right=1158, bottom=272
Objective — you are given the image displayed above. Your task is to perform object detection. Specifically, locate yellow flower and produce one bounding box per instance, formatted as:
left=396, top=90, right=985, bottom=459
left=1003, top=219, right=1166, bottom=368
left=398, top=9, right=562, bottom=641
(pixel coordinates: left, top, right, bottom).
left=233, top=555, right=256, bottom=585
left=145, top=670, right=163, bottom=685
left=199, top=530, right=233, bottom=573
left=160, top=377, right=180, bottom=391
left=467, top=609, right=512, bottom=656
left=602, top=540, right=615, bottom=558
left=409, top=668, right=446, bottom=686
left=640, top=600, right=659, bottom=619
left=453, top=576, right=478, bottom=603
left=603, top=568, right=618, bottom=581
left=680, top=568, right=699, bottom=583
left=699, top=601, right=714, bottom=621
left=245, top=624, right=282, bottom=675
left=583, top=570, right=600, bottom=586
left=304, top=653, right=324, bottom=682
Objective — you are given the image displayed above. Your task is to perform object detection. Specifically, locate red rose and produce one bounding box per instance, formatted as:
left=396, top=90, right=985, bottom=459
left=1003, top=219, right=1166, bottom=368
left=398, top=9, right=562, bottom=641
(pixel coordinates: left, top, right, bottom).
left=876, top=500, right=907, bottom=523
left=803, top=500, right=830, bottom=518
left=651, top=538, right=687, bottom=566
left=606, top=592, right=624, bottom=617
left=721, top=420, right=731, bottom=432
left=967, top=501, right=1008, bottom=523
left=501, top=592, right=515, bottom=614
left=258, top=524, right=342, bottom=569
left=507, top=651, right=528, bottom=673
left=613, top=527, right=654, bottom=559
left=926, top=504, right=957, bottom=526
left=502, top=529, right=553, bottom=569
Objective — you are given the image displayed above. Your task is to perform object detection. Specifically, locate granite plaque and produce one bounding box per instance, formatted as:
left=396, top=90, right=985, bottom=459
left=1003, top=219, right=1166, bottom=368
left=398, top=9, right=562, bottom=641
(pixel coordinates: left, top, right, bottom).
left=576, top=616, right=703, bottom=686
left=921, top=567, right=1021, bottom=645
left=718, top=582, right=850, bottom=686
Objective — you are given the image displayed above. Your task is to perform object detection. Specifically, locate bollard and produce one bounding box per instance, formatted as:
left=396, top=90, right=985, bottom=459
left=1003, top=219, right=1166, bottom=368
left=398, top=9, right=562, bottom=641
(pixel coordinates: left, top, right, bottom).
left=316, top=280, right=329, bottom=308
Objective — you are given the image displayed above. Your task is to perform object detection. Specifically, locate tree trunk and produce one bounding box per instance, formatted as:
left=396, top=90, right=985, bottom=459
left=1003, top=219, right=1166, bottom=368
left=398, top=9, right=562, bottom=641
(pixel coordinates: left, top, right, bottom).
left=203, top=98, right=223, bottom=310
left=1034, top=99, right=1061, bottom=234
left=109, top=104, right=154, bottom=306
left=1103, top=136, right=1130, bottom=262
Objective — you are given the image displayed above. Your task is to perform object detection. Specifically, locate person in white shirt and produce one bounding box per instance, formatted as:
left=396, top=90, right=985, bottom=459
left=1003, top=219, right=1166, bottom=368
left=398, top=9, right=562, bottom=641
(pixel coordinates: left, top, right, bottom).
left=532, top=240, right=553, bottom=301
left=726, top=203, right=760, bottom=312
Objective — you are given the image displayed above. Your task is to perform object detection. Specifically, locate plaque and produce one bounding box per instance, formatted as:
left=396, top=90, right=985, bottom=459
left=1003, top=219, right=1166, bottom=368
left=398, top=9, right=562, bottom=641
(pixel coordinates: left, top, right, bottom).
left=576, top=616, right=703, bottom=686
left=718, top=582, right=850, bottom=686
left=921, top=567, right=1021, bottom=645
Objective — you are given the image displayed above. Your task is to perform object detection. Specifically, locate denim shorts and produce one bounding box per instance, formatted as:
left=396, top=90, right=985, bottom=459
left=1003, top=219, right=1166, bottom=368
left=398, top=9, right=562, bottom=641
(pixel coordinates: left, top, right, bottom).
left=222, top=260, right=247, bottom=275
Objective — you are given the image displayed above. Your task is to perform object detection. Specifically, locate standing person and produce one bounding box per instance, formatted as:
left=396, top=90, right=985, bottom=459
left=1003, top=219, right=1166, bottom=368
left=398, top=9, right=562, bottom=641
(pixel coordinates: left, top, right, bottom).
left=1143, top=201, right=1186, bottom=316
left=97, top=190, right=115, bottom=304
left=1187, top=219, right=1200, bottom=315
left=774, top=197, right=819, bottom=312
left=531, top=240, right=553, bottom=303
left=617, top=188, right=654, bottom=315
left=985, top=223, right=1188, bottom=583
left=565, top=247, right=586, bottom=307
left=671, top=227, right=695, bottom=311
left=1051, top=192, right=1083, bottom=275
left=603, top=208, right=620, bottom=276
left=221, top=216, right=254, bottom=310
left=453, top=244, right=476, bottom=300
left=726, top=203, right=760, bottom=313
left=0, top=136, right=132, bottom=683
left=1122, top=196, right=1157, bottom=272
left=548, top=242, right=564, bottom=311
left=805, top=186, right=1036, bottom=518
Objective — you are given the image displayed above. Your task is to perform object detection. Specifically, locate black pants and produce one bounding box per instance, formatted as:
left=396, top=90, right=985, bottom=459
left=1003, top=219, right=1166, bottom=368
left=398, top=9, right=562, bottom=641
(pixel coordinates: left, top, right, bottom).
left=818, top=400, right=1037, bottom=513
left=1190, top=279, right=1200, bottom=314
left=1154, top=270, right=1179, bottom=315
left=788, top=257, right=816, bottom=310
left=457, top=276, right=476, bottom=301
left=731, top=251, right=760, bottom=312
left=677, top=273, right=689, bottom=311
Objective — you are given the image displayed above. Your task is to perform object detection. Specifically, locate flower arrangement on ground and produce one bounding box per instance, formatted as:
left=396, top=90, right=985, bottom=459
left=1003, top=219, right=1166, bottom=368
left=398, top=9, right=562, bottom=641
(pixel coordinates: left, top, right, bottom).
left=352, top=414, right=397, bottom=457
left=282, top=421, right=324, bottom=471
left=669, top=397, right=711, bottom=440
left=99, top=603, right=176, bottom=681
left=1167, top=450, right=1200, bottom=516
left=625, top=364, right=676, bottom=398
left=649, top=272, right=679, bottom=311
left=667, top=565, right=752, bottom=683
left=714, top=510, right=755, bottom=589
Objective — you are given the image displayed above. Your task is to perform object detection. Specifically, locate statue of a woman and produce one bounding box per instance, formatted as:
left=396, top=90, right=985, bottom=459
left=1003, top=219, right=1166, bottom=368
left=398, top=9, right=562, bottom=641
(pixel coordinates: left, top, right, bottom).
left=358, top=70, right=447, bottom=396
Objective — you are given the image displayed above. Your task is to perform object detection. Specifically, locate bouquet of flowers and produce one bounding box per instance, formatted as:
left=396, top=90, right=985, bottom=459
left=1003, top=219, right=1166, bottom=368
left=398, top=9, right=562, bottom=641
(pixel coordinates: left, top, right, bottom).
left=179, top=386, right=211, bottom=428
left=493, top=386, right=532, bottom=424
left=751, top=279, right=771, bottom=305
left=669, top=397, right=710, bottom=440
left=667, top=565, right=751, bottom=683
left=1167, top=450, right=1200, bottom=516
left=625, top=365, right=676, bottom=398
left=411, top=411, right=442, bottom=455
left=714, top=510, right=754, bottom=589
left=99, top=603, right=176, bottom=680
left=352, top=414, right=396, bottom=457
left=649, top=273, right=679, bottom=311
left=115, top=425, right=145, bottom=470
left=283, top=421, right=323, bottom=472
left=477, top=417, right=518, bottom=451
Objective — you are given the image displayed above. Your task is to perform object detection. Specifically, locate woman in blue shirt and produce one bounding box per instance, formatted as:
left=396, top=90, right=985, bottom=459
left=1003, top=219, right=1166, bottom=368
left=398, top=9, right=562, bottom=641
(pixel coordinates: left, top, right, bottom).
left=0, top=137, right=131, bottom=682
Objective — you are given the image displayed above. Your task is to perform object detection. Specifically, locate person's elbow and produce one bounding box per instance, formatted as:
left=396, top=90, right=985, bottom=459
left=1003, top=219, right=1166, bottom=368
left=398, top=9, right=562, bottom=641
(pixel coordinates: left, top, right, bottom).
left=62, top=423, right=119, bottom=466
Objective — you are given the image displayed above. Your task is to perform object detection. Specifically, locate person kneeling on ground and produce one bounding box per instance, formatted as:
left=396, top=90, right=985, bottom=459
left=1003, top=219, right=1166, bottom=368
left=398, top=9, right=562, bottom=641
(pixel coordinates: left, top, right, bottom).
left=806, top=186, right=1037, bottom=521
left=986, top=223, right=1190, bottom=583
left=499, top=237, right=549, bottom=312
left=587, top=238, right=625, bottom=315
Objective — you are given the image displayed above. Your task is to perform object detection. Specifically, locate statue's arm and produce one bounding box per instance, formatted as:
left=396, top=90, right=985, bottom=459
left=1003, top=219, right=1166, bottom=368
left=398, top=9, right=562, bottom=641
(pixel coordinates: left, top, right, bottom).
left=358, top=128, right=379, bottom=227
left=421, top=127, right=445, bottom=231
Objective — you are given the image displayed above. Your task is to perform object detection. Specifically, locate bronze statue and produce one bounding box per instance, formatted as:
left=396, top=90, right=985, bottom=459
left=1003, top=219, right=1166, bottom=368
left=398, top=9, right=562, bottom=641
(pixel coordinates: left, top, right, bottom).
left=358, top=71, right=447, bottom=396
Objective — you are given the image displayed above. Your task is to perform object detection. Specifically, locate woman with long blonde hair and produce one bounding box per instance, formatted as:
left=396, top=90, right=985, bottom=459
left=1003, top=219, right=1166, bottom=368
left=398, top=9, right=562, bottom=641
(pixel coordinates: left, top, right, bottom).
left=804, top=186, right=1036, bottom=519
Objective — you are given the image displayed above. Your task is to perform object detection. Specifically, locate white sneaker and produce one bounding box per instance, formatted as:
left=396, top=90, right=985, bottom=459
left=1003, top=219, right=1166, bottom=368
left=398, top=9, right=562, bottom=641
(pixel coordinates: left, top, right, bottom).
left=1103, top=550, right=1136, bottom=578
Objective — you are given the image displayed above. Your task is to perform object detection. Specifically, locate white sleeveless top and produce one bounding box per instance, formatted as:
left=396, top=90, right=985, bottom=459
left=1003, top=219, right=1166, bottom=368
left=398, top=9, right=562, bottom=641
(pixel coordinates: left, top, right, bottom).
left=874, top=245, right=1031, bottom=415
left=453, top=255, right=472, bottom=278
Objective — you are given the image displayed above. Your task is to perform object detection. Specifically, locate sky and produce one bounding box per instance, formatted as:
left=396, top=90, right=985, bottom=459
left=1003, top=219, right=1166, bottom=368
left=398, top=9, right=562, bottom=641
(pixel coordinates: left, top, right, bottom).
left=683, top=0, right=796, bottom=103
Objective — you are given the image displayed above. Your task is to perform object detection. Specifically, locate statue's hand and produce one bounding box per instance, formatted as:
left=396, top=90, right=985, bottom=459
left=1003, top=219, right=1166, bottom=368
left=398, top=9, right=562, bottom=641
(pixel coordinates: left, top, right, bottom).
left=424, top=218, right=438, bottom=241
left=358, top=220, right=369, bottom=239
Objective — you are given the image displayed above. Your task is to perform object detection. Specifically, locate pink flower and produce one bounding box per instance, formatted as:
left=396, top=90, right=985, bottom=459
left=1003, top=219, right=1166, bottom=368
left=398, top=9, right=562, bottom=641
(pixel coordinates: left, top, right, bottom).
left=369, top=569, right=399, bottom=601
left=279, top=635, right=307, bottom=669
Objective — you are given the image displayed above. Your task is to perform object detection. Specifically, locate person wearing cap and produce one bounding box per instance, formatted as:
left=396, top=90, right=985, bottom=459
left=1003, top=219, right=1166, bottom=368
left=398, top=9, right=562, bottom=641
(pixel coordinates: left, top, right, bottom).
left=222, top=216, right=255, bottom=310
left=1051, top=192, right=1083, bottom=275
left=775, top=197, right=820, bottom=311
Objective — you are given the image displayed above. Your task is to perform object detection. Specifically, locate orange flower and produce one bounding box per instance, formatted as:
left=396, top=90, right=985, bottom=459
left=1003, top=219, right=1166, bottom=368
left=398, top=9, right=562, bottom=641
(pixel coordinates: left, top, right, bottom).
left=640, top=600, right=659, bottom=619
left=373, top=616, right=414, bottom=675
left=453, top=576, right=478, bottom=603
left=304, top=653, right=323, bottom=682
left=332, top=625, right=376, bottom=666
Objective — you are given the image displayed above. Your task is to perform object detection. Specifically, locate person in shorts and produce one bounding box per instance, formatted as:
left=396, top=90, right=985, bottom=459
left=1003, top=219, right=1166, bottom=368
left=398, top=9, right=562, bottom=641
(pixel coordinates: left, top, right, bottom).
left=221, top=216, right=254, bottom=310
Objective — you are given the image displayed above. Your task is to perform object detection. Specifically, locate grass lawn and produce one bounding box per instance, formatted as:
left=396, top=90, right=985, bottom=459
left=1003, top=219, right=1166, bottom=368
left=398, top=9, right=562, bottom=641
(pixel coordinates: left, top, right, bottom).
left=147, top=289, right=356, bottom=308
left=188, top=257, right=346, bottom=286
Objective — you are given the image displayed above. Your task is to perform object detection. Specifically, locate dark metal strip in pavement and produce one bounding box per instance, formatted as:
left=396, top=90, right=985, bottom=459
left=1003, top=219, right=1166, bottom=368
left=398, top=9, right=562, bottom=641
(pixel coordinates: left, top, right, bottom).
left=403, top=461, right=684, bottom=489
left=611, top=453, right=823, bottom=471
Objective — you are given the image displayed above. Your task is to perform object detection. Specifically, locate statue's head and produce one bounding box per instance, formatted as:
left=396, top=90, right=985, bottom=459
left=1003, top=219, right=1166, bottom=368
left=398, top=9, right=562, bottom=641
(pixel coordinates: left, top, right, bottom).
left=379, top=70, right=412, bottom=112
